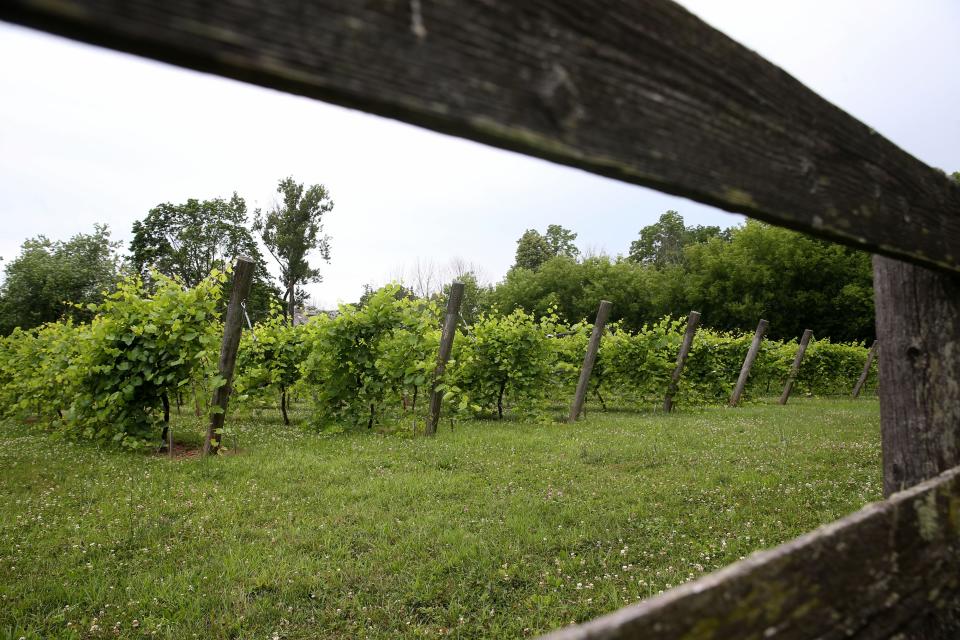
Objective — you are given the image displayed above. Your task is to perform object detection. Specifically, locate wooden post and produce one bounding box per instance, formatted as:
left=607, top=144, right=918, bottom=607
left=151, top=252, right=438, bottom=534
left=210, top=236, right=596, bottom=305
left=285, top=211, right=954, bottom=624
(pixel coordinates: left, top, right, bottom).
left=874, top=256, right=960, bottom=497
left=729, top=319, right=768, bottom=407
left=851, top=339, right=879, bottom=399
left=426, top=281, right=465, bottom=436
left=663, top=310, right=701, bottom=412
left=202, top=255, right=255, bottom=456
left=778, top=329, right=813, bottom=405
left=569, top=300, right=612, bottom=422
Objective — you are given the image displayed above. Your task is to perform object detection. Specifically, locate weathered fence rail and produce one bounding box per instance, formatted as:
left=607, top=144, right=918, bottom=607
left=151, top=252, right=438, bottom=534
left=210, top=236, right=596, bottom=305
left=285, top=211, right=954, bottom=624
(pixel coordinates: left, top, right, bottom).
left=3, top=0, right=959, bottom=636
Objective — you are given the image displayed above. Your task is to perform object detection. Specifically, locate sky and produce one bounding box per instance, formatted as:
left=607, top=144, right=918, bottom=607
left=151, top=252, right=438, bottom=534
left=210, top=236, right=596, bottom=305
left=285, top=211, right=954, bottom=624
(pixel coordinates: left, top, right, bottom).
left=1, top=1, right=958, bottom=308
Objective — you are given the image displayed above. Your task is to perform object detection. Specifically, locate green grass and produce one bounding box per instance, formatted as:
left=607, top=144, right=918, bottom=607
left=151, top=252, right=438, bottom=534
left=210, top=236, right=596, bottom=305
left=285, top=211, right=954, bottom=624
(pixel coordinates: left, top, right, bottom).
left=0, top=398, right=881, bottom=639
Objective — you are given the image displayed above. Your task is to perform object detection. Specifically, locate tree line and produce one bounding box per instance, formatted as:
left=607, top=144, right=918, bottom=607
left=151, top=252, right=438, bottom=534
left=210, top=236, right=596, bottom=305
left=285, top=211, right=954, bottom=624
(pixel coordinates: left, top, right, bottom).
left=7, top=172, right=958, bottom=340
left=485, top=211, right=875, bottom=342
left=358, top=211, right=875, bottom=342
left=0, top=176, right=333, bottom=335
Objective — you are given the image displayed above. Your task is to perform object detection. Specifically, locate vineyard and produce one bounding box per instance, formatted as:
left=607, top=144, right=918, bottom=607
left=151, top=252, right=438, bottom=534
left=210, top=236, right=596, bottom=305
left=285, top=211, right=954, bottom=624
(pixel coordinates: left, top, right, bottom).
left=0, top=273, right=878, bottom=449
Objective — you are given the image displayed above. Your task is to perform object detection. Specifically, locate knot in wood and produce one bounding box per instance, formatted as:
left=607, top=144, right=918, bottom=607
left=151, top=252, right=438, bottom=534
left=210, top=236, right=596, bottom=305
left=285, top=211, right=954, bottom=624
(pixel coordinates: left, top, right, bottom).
left=906, top=343, right=923, bottom=362
left=409, top=0, right=427, bottom=40
left=537, top=63, right=585, bottom=131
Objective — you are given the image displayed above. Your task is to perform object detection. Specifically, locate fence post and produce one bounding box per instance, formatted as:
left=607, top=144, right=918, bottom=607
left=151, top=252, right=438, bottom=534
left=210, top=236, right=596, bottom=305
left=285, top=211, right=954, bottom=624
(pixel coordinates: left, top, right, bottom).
left=851, top=339, right=879, bottom=399
left=663, top=310, right=701, bottom=412
left=426, top=281, right=465, bottom=436
left=873, top=256, right=960, bottom=498
left=569, top=300, right=612, bottom=423
left=202, top=255, right=255, bottom=456
left=729, top=319, right=768, bottom=407
left=779, top=329, right=813, bottom=405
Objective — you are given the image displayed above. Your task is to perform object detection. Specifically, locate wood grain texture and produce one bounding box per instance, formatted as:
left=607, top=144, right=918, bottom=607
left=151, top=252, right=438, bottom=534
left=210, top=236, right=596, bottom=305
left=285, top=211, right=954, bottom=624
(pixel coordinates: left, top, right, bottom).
left=540, top=464, right=960, bottom=640
left=729, top=319, right=768, bottom=407
left=203, top=255, right=254, bottom=456
left=2, top=0, right=960, bottom=272
left=874, top=256, right=960, bottom=498
left=569, top=300, right=612, bottom=422
left=663, top=310, right=700, bottom=412
left=426, top=281, right=464, bottom=436
left=779, top=328, right=812, bottom=405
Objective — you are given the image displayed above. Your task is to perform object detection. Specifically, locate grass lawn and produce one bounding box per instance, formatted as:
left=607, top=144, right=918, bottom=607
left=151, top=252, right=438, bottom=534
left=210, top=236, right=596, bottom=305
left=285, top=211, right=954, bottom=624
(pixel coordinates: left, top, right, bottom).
left=0, top=398, right=881, bottom=639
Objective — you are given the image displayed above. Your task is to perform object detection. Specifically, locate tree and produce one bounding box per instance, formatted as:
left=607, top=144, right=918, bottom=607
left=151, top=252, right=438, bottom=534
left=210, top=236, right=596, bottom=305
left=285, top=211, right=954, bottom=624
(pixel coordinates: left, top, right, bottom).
left=406, top=258, right=442, bottom=299
left=681, top=220, right=874, bottom=341
left=442, top=258, right=492, bottom=326
left=254, top=177, right=334, bottom=323
left=490, top=254, right=657, bottom=329
left=544, top=224, right=580, bottom=260
left=357, top=282, right=415, bottom=308
left=513, top=224, right=579, bottom=271
left=628, top=210, right=726, bottom=267
left=490, top=216, right=875, bottom=341
left=0, top=224, right=120, bottom=334
left=128, top=193, right=277, bottom=320
left=439, top=272, right=491, bottom=327
left=514, top=229, right=553, bottom=271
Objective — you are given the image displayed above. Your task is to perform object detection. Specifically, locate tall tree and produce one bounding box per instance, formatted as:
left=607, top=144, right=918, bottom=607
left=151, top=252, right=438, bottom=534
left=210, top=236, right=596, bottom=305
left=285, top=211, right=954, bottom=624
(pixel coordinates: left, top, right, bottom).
left=513, top=224, right=579, bottom=271
left=514, top=229, right=552, bottom=271
left=628, top=210, right=726, bottom=267
left=254, top=177, right=334, bottom=323
left=128, top=193, right=277, bottom=320
left=0, top=224, right=120, bottom=334
left=543, top=224, right=580, bottom=260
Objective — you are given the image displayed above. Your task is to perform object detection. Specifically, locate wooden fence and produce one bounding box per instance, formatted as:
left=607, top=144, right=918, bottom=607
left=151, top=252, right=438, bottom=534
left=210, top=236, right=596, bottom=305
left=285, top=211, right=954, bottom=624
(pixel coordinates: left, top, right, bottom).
left=3, top=1, right=958, bottom=636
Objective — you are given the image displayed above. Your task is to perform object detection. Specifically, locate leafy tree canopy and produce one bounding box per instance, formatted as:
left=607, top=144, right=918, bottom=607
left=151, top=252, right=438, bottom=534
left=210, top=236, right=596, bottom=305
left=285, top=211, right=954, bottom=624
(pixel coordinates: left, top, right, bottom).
left=491, top=255, right=657, bottom=329
left=357, top=283, right=415, bottom=308
left=254, top=177, right=334, bottom=322
left=514, top=229, right=552, bottom=271
left=544, top=224, right=580, bottom=260
left=439, top=271, right=492, bottom=328
left=628, top=210, right=727, bottom=267
left=0, top=224, right=120, bottom=334
left=682, top=220, right=874, bottom=342
left=128, top=193, right=278, bottom=320
left=492, top=214, right=873, bottom=341
left=513, top=224, right=579, bottom=271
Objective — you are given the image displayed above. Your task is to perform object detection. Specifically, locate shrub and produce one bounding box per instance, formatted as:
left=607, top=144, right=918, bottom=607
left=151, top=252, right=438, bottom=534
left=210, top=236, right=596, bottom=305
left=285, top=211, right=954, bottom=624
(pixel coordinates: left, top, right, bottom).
left=63, top=272, right=223, bottom=448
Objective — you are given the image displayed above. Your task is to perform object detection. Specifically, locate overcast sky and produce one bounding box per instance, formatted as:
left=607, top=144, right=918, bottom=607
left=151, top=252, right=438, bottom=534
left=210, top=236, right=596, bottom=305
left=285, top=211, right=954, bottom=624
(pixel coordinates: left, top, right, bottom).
left=1, top=1, right=957, bottom=308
